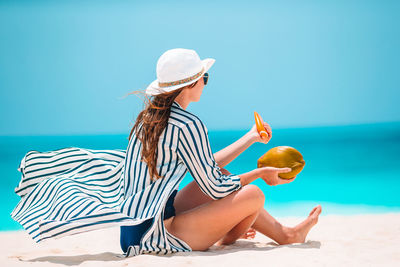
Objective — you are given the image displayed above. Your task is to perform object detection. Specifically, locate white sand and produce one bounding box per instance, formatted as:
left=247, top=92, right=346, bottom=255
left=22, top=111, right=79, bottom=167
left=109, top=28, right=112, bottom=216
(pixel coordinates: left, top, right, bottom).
left=2, top=213, right=400, bottom=267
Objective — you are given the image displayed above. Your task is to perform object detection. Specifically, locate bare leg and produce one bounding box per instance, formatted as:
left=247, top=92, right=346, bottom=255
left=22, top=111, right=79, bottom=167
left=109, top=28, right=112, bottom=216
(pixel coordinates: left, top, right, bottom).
left=164, top=184, right=265, bottom=251
left=173, top=180, right=322, bottom=246
left=251, top=205, right=322, bottom=245
left=173, top=180, right=214, bottom=214
left=173, top=180, right=255, bottom=242
left=214, top=211, right=259, bottom=246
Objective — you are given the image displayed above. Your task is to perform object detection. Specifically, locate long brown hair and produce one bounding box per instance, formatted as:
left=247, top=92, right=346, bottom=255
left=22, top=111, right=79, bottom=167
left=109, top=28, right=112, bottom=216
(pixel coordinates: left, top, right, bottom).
left=125, top=80, right=198, bottom=181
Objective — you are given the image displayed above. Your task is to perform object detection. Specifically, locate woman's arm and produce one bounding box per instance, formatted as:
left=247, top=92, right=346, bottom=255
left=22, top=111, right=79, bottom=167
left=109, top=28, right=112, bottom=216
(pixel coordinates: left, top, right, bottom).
left=214, top=122, right=272, bottom=168
left=213, top=131, right=256, bottom=168
left=177, top=120, right=243, bottom=200
left=220, top=166, right=294, bottom=187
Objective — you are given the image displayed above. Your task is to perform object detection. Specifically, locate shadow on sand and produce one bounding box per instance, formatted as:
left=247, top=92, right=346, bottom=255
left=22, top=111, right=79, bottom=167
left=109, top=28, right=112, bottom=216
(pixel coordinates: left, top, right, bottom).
left=25, top=240, right=321, bottom=265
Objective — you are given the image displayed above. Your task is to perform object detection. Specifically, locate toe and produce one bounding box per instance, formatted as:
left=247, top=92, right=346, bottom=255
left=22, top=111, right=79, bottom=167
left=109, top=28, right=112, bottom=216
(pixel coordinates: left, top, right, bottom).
left=309, top=207, right=317, bottom=216
left=316, top=205, right=322, bottom=215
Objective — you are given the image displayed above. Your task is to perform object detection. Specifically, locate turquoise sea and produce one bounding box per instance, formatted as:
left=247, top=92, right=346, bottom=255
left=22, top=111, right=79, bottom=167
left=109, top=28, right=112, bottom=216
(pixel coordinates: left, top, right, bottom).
left=1, top=121, right=399, bottom=231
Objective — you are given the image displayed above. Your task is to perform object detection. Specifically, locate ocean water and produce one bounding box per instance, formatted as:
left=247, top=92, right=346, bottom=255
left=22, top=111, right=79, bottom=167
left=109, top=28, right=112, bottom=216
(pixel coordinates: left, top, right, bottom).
left=1, top=121, right=399, bottom=231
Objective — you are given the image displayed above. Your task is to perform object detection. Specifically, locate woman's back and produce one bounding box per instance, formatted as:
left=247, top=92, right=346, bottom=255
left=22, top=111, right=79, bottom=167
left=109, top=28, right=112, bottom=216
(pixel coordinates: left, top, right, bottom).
left=121, top=101, right=191, bottom=219
left=123, top=99, right=242, bottom=204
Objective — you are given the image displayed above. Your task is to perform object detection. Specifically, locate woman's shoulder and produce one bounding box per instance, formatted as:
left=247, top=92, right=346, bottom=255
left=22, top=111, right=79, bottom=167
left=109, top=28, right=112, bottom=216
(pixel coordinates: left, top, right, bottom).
left=169, top=104, right=205, bottom=129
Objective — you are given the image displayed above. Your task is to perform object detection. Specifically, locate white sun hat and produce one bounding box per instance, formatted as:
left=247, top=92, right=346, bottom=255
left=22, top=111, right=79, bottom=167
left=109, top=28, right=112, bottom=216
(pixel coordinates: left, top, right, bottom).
left=145, top=48, right=215, bottom=96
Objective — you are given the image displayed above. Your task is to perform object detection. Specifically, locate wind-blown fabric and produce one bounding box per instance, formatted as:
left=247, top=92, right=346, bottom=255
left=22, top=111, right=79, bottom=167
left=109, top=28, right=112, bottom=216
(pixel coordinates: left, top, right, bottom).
left=11, top=100, right=243, bottom=256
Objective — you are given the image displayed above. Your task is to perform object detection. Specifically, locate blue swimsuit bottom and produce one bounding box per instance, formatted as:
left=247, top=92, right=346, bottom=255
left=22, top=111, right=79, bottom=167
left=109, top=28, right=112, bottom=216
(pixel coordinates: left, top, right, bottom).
left=120, top=189, right=178, bottom=253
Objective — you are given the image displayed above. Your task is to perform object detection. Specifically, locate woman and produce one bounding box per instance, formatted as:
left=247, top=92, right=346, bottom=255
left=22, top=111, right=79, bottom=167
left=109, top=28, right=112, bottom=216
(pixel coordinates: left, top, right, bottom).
left=11, top=48, right=321, bottom=257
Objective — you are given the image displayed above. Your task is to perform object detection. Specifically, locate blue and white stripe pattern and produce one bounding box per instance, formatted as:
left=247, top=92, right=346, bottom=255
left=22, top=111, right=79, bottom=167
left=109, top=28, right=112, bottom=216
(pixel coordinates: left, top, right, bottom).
left=11, top=100, right=242, bottom=256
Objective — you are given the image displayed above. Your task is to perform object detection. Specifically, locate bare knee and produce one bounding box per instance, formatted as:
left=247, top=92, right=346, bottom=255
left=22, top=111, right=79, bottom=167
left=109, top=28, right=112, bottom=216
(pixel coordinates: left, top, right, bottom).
left=239, top=184, right=265, bottom=210
left=242, top=184, right=265, bottom=200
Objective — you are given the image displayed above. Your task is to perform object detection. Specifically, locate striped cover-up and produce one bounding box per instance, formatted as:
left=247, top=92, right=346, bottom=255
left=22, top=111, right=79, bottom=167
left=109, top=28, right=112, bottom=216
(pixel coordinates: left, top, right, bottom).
left=11, top=100, right=243, bottom=257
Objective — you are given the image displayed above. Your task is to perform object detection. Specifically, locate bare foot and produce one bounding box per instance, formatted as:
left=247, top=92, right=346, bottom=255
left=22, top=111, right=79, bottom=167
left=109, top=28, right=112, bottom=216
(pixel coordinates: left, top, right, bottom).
left=239, top=227, right=256, bottom=240
left=287, top=205, right=322, bottom=244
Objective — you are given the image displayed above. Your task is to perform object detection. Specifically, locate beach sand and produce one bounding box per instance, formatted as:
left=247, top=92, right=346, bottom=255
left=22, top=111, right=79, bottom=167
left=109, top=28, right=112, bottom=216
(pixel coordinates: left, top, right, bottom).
left=2, top=213, right=399, bottom=267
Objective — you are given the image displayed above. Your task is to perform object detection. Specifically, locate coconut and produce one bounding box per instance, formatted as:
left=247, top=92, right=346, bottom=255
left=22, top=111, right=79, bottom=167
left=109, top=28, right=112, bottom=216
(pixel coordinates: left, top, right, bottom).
left=257, top=146, right=305, bottom=179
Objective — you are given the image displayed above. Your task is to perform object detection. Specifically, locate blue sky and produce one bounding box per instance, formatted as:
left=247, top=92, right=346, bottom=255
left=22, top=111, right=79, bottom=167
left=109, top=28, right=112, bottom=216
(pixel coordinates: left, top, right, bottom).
left=0, top=0, right=399, bottom=135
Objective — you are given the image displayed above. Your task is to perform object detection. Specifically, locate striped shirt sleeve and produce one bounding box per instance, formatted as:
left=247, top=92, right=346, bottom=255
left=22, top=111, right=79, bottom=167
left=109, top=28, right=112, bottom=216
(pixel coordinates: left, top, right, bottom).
left=177, top=119, right=242, bottom=200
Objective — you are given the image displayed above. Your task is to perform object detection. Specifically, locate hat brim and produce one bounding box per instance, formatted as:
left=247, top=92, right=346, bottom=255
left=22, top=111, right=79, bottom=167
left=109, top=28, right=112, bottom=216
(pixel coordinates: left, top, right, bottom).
left=145, top=58, right=215, bottom=96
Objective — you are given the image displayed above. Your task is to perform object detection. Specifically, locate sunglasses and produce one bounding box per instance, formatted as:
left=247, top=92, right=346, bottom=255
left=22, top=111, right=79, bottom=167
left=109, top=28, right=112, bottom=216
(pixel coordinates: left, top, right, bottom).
left=203, top=72, right=209, bottom=85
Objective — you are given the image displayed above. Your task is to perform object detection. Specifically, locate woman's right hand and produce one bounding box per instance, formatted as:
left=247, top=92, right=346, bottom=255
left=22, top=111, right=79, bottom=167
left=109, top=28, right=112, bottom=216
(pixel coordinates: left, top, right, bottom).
left=258, top=167, right=295, bottom=186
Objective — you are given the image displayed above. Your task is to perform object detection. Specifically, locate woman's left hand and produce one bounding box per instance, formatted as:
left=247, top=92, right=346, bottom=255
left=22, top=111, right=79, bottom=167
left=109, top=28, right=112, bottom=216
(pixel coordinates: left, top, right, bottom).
left=248, top=122, right=272, bottom=144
